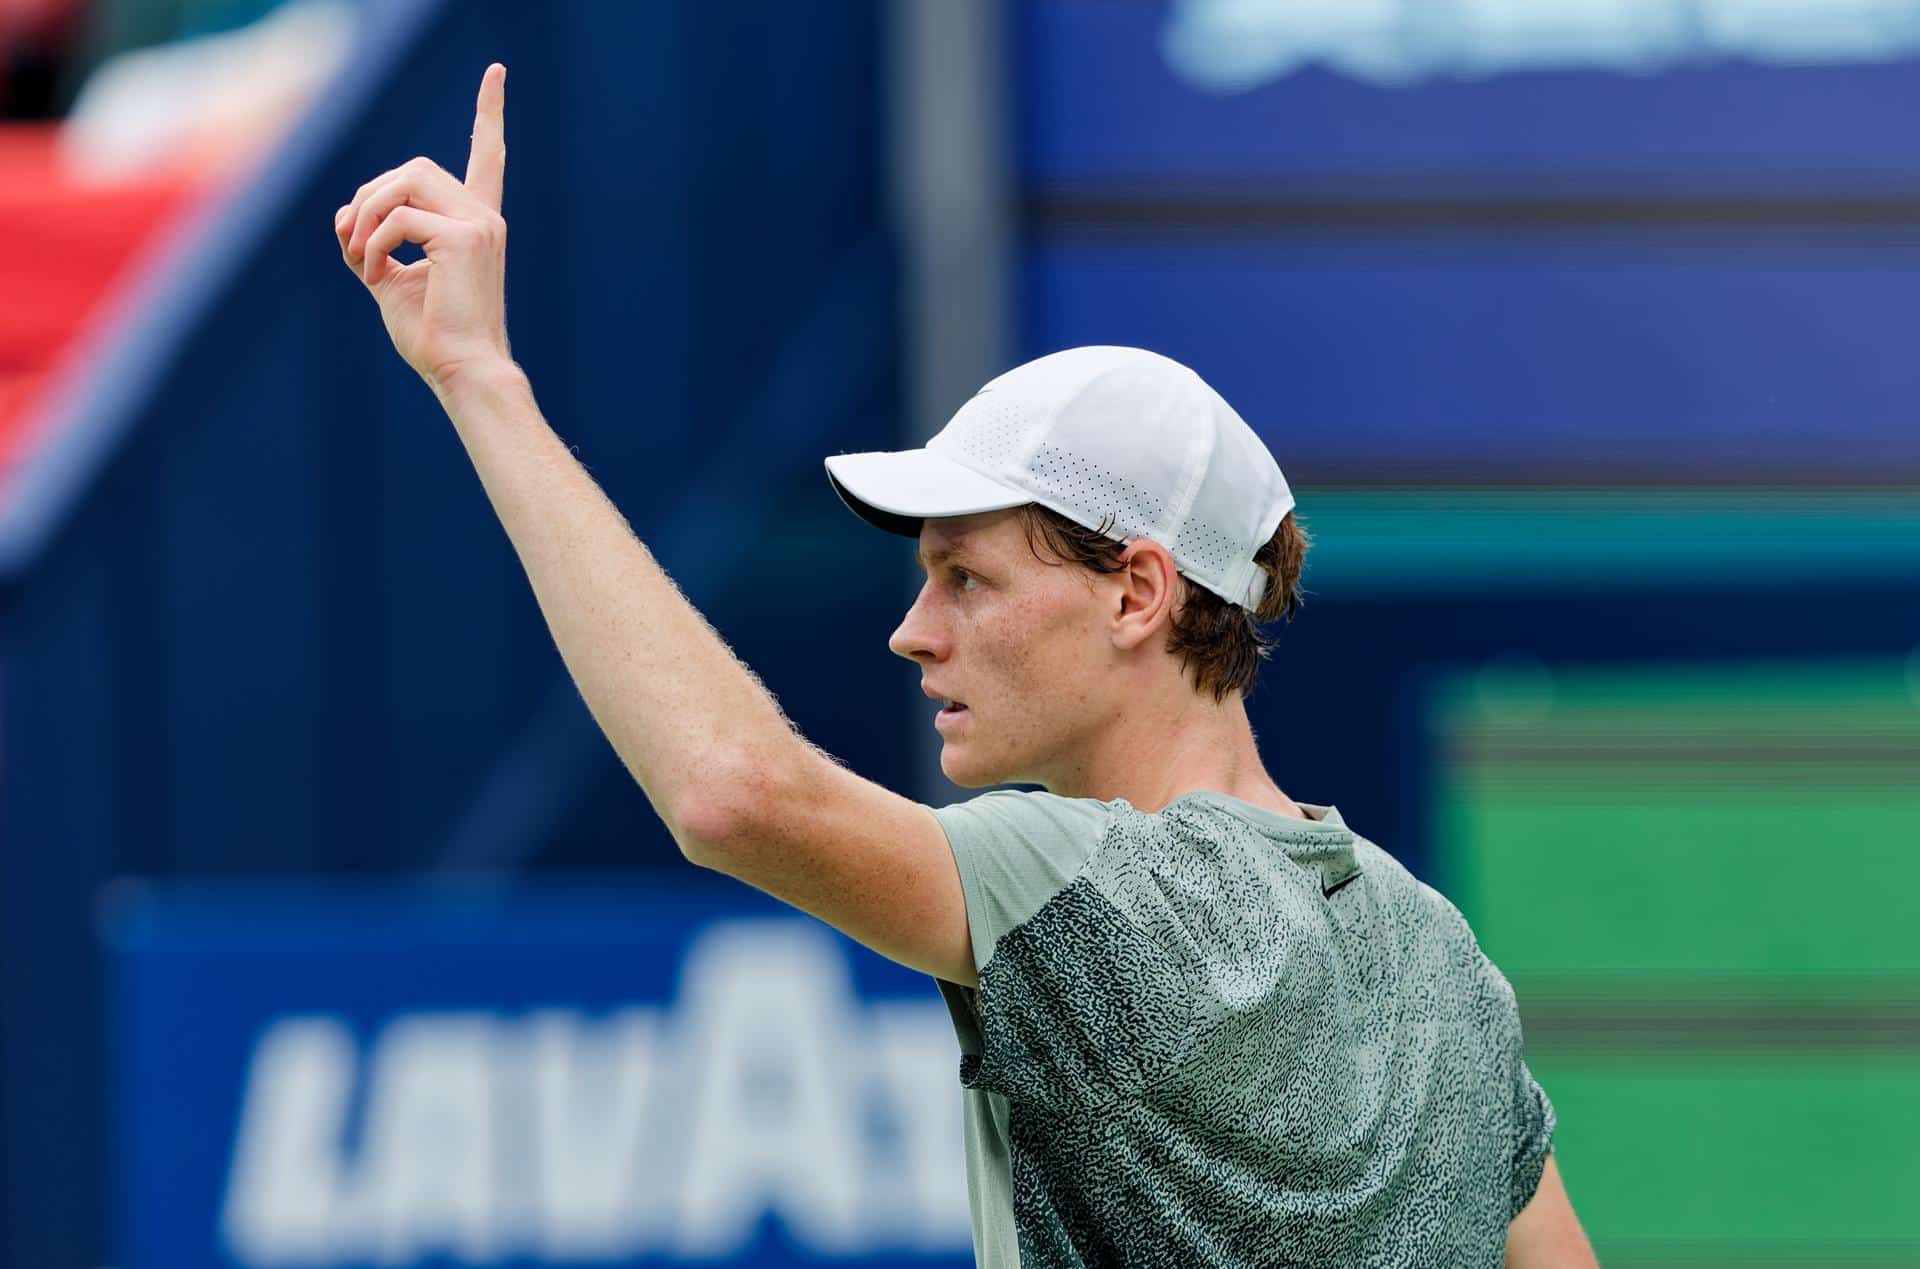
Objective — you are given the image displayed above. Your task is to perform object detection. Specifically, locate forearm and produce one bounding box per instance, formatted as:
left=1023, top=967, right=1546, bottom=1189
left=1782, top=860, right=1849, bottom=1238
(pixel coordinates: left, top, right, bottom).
left=429, top=356, right=806, bottom=842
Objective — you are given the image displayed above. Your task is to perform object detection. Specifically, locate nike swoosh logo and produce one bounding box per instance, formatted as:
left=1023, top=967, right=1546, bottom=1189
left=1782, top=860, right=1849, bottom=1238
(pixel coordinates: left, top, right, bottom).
left=1323, top=871, right=1361, bottom=897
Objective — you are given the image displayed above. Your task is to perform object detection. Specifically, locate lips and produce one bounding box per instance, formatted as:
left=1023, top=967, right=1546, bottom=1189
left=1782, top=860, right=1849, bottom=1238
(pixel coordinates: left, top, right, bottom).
left=924, top=685, right=969, bottom=728
left=933, top=701, right=969, bottom=731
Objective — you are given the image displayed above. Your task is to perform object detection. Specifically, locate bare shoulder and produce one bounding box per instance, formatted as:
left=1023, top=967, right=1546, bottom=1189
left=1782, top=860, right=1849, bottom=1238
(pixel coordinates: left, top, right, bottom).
left=680, top=746, right=976, bottom=987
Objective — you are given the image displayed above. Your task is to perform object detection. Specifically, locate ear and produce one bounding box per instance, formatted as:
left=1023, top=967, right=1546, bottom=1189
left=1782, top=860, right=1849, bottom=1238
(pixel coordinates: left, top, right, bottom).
left=1108, top=538, right=1180, bottom=652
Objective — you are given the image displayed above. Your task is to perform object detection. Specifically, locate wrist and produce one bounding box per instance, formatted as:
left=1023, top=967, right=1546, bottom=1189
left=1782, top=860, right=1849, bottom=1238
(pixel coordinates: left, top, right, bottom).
left=429, top=355, right=529, bottom=414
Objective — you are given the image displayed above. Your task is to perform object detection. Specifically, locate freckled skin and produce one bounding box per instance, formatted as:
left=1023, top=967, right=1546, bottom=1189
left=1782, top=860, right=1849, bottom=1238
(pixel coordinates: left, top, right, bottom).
left=891, top=510, right=1111, bottom=787
left=888, top=509, right=1298, bottom=816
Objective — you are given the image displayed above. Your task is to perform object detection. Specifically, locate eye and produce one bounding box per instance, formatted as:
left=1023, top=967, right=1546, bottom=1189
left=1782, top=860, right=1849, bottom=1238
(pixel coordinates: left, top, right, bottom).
left=951, top=568, right=979, bottom=592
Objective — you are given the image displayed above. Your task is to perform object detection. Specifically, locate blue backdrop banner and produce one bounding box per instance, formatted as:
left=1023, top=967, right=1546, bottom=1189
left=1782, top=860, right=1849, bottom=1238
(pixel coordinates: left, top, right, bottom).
left=1016, top=0, right=1920, bottom=484
left=106, top=882, right=972, bottom=1269
left=1022, top=0, right=1920, bottom=190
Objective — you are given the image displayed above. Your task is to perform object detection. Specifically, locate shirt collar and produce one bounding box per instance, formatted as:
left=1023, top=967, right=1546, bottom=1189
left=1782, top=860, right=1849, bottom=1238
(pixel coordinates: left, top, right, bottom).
left=1168, top=792, right=1361, bottom=893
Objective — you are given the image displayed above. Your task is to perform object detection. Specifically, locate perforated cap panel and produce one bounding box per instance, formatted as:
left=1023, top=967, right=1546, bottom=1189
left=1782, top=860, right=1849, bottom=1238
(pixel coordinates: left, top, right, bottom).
left=925, top=347, right=1293, bottom=610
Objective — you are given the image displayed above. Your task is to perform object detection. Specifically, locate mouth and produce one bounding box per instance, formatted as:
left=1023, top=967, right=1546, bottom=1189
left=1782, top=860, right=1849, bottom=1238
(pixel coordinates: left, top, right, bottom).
left=934, top=699, right=969, bottom=728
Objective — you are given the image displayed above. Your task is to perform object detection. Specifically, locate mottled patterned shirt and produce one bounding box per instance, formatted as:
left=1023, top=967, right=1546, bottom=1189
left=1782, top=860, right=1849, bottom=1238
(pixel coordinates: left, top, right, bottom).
left=928, top=789, right=1555, bottom=1267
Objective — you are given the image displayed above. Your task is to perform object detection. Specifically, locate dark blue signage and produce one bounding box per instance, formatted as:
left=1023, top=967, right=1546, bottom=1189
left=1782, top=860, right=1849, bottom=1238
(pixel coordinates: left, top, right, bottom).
left=1017, top=1, right=1920, bottom=483
left=1025, top=236, right=1920, bottom=483
left=107, top=883, right=972, bottom=1269
left=1022, top=1, right=1920, bottom=191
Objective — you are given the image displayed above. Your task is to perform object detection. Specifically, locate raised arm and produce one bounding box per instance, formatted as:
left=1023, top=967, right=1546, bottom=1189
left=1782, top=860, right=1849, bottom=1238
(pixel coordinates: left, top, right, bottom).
left=333, top=64, right=790, bottom=854
left=333, top=65, right=973, bottom=986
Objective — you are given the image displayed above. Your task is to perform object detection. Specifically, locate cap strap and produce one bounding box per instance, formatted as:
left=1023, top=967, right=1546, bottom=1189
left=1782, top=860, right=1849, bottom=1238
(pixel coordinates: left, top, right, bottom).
left=1239, top=561, right=1268, bottom=611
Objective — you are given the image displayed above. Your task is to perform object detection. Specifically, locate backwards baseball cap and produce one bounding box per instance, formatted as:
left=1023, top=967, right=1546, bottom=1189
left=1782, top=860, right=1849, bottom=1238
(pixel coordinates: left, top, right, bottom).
left=824, top=346, right=1294, bottom=611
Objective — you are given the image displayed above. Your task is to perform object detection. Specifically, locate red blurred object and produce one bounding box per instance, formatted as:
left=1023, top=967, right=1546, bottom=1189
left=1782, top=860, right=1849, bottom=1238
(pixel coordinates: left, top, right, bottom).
left=0, top=124, right=203, bottom=478
left=1, top=0, right=80, bottom=37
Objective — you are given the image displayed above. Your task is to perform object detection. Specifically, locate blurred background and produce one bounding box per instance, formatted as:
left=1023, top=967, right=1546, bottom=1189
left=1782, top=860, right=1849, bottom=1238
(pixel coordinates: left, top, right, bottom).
left=1, top=1, right=1916, bottom=1265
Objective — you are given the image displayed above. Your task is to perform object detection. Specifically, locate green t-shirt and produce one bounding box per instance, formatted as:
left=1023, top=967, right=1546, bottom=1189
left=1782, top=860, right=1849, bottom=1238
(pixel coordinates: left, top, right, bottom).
left=928, top=789, right=1554, bottom=1267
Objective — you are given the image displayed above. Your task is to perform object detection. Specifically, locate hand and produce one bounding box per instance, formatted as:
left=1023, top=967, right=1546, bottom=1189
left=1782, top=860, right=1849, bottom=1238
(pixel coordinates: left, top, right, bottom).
left=336, top=63, right=512, bottom=392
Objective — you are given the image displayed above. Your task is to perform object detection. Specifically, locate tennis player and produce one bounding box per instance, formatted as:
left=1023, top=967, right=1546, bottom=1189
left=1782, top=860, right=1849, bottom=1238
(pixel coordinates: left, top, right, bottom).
left=336, top=65, right=1597, bottom=1267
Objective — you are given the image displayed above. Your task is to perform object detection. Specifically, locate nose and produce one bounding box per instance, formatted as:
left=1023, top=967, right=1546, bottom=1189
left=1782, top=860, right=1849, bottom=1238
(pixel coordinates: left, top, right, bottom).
left=888, top=579, right=949, bottom=664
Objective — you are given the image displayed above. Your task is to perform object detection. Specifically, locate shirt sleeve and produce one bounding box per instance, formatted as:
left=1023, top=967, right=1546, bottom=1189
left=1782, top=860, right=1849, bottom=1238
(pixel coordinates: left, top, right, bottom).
left=929, top=789, right=1118, bottom=970
left=928, top=791, right=1197, bottom=1109
left=1508, top=1056, right=1557, bottom=1221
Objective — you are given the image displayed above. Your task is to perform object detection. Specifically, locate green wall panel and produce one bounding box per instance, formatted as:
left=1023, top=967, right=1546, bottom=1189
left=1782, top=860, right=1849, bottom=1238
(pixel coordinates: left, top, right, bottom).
left=1433, top=657, right=1920, bottom=1261
left=1536, top=1053, right=1920, bottom=1244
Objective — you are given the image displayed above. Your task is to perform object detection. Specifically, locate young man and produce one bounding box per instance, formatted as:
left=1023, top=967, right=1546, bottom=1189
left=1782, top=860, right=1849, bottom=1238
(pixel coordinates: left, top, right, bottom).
left=336, top=66, right=1596, bottom=1267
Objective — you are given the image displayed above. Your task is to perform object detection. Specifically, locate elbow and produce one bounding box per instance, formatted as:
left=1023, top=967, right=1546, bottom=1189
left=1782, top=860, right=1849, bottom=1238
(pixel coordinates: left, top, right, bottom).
left=669, top=746, right=801, bottom=870
left=671, top=789, right=746, bottom=869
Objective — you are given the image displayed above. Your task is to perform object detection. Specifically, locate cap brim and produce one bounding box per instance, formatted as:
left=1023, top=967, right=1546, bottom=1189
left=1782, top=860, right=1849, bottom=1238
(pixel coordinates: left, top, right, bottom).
left=824, top=448, right=1033, bottom=538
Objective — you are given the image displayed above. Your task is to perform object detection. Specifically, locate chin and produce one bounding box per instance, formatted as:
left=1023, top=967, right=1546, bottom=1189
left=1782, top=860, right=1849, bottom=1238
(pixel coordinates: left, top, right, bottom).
left=940, top=745, right=1007, bottom=790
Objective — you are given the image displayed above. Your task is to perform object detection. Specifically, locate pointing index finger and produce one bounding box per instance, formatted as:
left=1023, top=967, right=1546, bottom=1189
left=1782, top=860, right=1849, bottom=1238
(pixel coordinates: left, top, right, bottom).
left=465, top=62, right=506, bottom=211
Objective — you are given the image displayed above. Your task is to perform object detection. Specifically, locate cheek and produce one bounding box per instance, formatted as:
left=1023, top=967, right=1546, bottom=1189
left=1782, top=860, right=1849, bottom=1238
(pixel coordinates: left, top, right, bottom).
left=977, top=595, right=1104, bottom=702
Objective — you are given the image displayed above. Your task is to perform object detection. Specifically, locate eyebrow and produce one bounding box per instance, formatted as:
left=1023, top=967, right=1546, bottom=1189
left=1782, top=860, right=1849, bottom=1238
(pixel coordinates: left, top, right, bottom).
left=914, top=544, right=973, bottom=571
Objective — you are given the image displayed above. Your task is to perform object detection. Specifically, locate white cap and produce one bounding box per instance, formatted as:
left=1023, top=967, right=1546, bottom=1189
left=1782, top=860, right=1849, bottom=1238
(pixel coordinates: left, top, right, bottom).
left=824, top=346, right=1295, bottom=611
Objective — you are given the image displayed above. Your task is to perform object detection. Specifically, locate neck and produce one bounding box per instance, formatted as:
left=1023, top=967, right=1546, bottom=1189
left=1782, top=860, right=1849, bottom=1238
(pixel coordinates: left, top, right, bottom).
left=1037, top=684, right=1304, bottom=818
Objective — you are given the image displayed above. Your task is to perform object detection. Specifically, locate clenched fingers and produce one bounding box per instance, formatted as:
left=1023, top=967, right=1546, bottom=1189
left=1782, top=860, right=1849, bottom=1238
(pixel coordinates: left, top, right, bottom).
left=337, top=157, right=486, bottom=267
left=338, top=156, right=439, bottom=242
left=358, top=205, right=494, bottom=287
